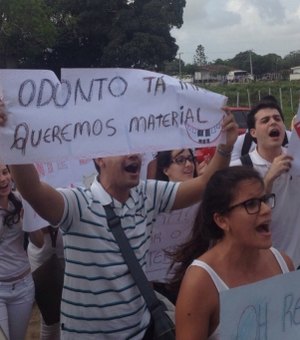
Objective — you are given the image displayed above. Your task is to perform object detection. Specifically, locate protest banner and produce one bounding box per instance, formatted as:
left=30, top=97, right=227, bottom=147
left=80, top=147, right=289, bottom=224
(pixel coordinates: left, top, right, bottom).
left=220, top=270, right=300, bottom=339
left=0, top=68, right=227, bottom=164
left=145, top=203, right=199, bottom=282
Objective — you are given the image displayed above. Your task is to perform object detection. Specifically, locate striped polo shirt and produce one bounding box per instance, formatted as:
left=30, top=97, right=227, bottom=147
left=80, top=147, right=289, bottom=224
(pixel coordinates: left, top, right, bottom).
left=58, top=177, right=179, bottom=339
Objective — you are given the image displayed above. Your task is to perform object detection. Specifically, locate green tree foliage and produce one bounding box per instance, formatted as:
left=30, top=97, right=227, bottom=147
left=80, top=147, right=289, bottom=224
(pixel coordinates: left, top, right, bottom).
left=99, top=0, right=186, bottom=69
left=0, top=0, right=186, bottom=72
left=193, top=44, right=207, bottom=66
left=283, top=50, right=300, bottom=69
left=0, top=0, right=56, bottom=67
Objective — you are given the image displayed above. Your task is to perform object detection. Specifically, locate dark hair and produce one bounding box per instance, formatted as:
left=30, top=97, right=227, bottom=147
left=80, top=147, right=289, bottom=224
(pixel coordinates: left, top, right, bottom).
left=155, top=149, right=197, bottom=181
left=168, top=166, right=264, bottom=293
left=247, top=100, right=284, bottom=131
left=3, top=191, right=23, bottom=227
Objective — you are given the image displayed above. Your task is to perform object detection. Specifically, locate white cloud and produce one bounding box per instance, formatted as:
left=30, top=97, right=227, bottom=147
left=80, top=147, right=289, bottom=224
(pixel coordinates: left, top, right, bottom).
left=172, top=0, right=300, bottom=63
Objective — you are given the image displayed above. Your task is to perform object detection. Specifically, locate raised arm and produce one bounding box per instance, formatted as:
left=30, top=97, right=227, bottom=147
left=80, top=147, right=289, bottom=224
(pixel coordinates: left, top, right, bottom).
left=9, top=164, right=65, bottom=226
left=0, top=101, right=64, bottom=225
left=172, top=110, right=238, bottom=210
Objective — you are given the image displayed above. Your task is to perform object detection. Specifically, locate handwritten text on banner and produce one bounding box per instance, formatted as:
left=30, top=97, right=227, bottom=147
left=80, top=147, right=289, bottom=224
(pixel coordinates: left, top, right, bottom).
left=0, top=68, right=227, bottom=164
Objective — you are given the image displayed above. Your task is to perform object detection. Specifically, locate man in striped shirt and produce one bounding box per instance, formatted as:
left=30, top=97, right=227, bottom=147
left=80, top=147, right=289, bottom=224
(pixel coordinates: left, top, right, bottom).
left=2, top=108, right=238, bottom=339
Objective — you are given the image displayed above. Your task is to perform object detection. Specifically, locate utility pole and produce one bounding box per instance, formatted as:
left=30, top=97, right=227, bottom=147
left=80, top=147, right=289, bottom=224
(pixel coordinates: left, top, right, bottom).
left=178, top=52, right=183, bottom=79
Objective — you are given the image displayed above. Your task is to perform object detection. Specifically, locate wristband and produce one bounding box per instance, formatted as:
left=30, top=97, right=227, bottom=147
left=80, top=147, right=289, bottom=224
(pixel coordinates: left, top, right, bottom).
left=217, top=145, right=232, bottom=158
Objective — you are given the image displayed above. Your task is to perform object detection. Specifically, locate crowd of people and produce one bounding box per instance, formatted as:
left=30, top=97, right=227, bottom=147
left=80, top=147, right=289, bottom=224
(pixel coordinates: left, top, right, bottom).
left=0, top=92, right=298, bottom=340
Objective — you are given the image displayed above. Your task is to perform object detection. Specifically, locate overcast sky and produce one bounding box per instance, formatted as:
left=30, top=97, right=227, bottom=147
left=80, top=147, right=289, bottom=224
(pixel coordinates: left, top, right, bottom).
left=171, top=0, right=300, bottom=64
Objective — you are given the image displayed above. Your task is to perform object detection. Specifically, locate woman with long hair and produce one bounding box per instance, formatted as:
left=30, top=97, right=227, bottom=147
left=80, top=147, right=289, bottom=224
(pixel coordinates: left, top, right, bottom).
left=0, top=163, right=43, bottom=339
left=173, top=166, right=294, bottom=340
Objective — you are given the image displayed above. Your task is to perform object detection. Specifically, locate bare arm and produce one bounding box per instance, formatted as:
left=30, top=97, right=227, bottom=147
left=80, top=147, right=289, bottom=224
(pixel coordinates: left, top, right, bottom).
left=172, top=111, right=238, bottom=210
left=10, top=164, right=65, bottom=226
left=176, top=266, right=218, bottom=340
left=280, top=252, right=295, bottom=272
left=1, top=102, right=64, bottom=225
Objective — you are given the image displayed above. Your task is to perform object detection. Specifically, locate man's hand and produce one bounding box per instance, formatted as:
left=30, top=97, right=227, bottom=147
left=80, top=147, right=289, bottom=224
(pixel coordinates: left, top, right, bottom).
left=264, top=154, right=293, bottom=192
left=221, top=108, right=239, bottom=151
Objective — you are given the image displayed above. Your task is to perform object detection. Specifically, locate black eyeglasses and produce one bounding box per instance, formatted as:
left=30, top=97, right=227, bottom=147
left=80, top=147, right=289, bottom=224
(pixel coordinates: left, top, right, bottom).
left=227, top=193, right=276, bottom=215
left=172, top=155, right=194, bottom=166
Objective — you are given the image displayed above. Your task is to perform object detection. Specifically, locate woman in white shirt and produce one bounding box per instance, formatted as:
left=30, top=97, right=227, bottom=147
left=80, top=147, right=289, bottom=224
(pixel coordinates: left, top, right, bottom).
left=0, top=163, right=42, bottom=339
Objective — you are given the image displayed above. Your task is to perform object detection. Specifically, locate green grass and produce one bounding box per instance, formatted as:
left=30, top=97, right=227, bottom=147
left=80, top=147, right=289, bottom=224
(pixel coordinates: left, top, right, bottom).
left=200, top=80, right=300, bottom=128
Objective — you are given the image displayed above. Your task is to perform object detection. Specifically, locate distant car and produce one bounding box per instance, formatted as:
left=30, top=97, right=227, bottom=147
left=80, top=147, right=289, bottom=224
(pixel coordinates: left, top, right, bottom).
left=227, top=70, right=253, bottom=82
left=195, top=106, right=250, bottom=163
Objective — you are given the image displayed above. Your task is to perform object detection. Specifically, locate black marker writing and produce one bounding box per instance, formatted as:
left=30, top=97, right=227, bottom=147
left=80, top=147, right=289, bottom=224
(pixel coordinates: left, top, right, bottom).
left=129, top=106, right=203, bottom=133
left=11, top=119, right=116, bottom=155
left=18, top=77, right=128, bottom=107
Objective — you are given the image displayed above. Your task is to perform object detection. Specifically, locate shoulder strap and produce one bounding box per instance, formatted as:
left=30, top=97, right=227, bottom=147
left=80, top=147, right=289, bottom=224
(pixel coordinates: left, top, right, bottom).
left=270, top=247, right=289, bottom=273
left=190, top=259, right=229, bottom=292
left=282, top=132, right=288, bottom=146
left=103, top=204, right=162, bottom=314
left=240, top=154, right=253, bottom=167
left=241, top=132, right=254, bottom=156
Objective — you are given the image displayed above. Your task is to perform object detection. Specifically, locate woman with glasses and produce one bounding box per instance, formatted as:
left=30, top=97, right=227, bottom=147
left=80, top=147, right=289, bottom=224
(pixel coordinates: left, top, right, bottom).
left=173, top=166, right=294, bottom=340
left=0, top=163, right=43, bottom=340
left=146, top=149, right=199, bottom=304
left=155, top=149, right=198, bottom=182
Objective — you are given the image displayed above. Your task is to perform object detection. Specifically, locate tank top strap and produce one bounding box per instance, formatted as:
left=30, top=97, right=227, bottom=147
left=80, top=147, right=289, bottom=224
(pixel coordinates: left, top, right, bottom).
left=190, top=259, right=229, bottom=292
left=270, top=247, right=289, bottom=273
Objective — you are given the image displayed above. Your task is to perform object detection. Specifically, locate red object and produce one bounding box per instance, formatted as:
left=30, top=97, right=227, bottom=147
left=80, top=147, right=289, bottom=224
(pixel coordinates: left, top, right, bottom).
left=295, top=121, right=300, bottom=138
left=195, top=147, right=216, bottom=163
left=195, top=106, right=250, bottom=163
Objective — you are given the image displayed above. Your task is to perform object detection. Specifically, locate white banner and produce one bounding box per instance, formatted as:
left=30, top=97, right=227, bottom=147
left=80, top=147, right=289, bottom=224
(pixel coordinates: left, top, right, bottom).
left=0, top=68, right=227, bottom=164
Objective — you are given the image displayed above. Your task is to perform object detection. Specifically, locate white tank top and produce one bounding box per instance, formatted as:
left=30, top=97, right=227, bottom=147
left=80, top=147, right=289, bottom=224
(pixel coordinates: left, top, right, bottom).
left=190, top=247, right=289, bottom=340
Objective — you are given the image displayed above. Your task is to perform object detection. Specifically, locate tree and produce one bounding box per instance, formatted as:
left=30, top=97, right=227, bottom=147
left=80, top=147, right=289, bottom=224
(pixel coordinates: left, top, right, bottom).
left=101, top=0, right=186, bottom=70
left=43, top=0, right=186, bottom=72
left=193, top=44, right=207, bottom=66
left=0, top=0, right=186, bottom=72
left=283, top=50, right=300, bottom=69
left=0, top=0, right=57, bottom=68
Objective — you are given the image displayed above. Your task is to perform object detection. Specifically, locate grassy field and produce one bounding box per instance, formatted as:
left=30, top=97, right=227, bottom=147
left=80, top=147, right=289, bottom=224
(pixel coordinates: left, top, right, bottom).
left=201, top=80, right=300, bottom=128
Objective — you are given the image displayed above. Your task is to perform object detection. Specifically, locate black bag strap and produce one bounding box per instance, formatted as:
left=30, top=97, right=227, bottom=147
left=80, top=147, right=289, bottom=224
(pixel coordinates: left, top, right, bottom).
left=241, top=132, right=254, bottom=156
left=242, top=131, right=288, bottom=156
left=283, top=131, right=288, bottom=146
left=240, top=154, right=253, bottom=167
left=103, top=204, right=163, bottom=314
left=48, top=226, right=58, bottom=248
